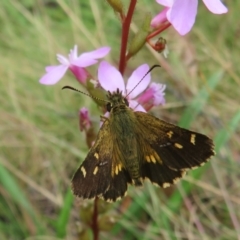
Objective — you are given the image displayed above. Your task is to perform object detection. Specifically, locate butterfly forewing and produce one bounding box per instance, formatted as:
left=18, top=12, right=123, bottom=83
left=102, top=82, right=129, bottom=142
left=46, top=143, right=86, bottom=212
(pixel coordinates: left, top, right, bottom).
left=72, top=119, right=131, bottom=201
left=134, top=111, right=215, bottom=171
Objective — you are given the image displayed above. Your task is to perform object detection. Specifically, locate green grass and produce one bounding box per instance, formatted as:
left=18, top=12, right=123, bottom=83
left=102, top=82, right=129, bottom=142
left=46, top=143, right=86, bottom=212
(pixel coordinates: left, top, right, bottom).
left=0, top=0, right=240, bottom=239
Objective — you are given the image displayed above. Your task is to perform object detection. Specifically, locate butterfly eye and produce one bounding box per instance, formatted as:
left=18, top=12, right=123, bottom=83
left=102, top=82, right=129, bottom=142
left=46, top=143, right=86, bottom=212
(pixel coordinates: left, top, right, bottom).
left=124, top=98, right=129, bottom=106
left=106, top=102, right=112, bottom=112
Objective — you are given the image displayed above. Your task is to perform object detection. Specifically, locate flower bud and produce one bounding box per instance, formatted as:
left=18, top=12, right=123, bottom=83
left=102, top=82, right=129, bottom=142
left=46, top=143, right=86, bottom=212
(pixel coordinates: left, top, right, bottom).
left=155, top=37, right=169, bottom=58
left=79, top=108, right=91, bottom=132
left=127, top=13, right=151, bottom=58
left=86, top=79, right=107, bottom=107
left=79, top=108, right=96, bottom=148
left=106, top=0, right=123, bottom=14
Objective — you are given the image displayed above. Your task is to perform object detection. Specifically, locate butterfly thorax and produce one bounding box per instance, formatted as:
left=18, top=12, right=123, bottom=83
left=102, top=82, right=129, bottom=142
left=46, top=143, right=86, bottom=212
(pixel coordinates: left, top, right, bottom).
left=106, top=88, right=129, bottom=112
left=106, top=89, right=143, bottom=185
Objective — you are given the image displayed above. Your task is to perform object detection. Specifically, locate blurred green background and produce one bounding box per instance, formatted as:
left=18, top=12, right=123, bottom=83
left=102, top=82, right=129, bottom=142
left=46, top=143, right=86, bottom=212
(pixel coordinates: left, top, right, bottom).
left=0, top=0, right=239, bottom=239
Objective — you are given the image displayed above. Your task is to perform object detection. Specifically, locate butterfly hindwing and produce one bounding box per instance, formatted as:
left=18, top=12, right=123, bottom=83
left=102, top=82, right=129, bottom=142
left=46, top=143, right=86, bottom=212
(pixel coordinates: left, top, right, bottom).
left=133, top=139, right=186, bottom=187
left=142, top=161, right=186, bottom=188
left=100, top=144, right=132, bottom=202
left=72, top=119, right=131, bottom=201
left=102, top=164, right=131, bottom=202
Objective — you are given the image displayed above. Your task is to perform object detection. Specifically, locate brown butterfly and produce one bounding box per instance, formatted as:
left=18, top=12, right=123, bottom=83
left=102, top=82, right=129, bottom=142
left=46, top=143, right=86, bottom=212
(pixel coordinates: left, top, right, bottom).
left=70, top=88, right=215, bottom=202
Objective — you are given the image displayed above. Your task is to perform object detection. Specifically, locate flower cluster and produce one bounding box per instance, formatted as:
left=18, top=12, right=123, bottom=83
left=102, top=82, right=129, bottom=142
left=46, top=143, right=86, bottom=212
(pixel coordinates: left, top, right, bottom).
left=39, top=0, right=228, bottom=132
left=39, top=45, right=166, bottom=129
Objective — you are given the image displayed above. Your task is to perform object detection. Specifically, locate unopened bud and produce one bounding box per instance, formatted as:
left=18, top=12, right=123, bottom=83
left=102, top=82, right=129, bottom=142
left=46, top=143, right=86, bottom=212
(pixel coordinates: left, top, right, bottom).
left=155, top=37, right=169, bottom=57
left=86, top=79, right=107, bottom=107
left=79, top=107, right=91, bottom=132
left=127, top=13, right=151, bottom=57
left=79, top=108, right=96, bottom=148
left=106, top=0, right=123, bottom=14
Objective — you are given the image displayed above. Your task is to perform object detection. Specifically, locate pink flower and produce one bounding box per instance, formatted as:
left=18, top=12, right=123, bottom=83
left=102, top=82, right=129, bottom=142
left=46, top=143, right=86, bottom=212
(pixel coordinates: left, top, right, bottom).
left=98, top=61, right=166, bottom=112
left=98, top=61, right=150, bottom=112
left=138, top=82, right=166, bottom=111
left=39, top=45, right=111, bottom=85
left=151, top=0, right=228, bottom=35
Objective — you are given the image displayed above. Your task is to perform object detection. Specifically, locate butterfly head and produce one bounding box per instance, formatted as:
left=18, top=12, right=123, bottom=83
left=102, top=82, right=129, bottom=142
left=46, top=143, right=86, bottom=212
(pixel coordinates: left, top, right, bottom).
left=106, top=88, right=129, bottom=112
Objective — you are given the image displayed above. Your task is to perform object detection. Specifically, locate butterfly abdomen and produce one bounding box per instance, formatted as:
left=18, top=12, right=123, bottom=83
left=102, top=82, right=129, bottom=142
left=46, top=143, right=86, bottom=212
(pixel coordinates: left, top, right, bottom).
left=124, top=147, right=143, bottom=186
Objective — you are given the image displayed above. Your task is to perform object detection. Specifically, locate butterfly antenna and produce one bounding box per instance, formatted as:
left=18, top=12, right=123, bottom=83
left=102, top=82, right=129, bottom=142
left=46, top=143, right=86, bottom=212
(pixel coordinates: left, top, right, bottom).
left=126, top=64, right=161, bottom=97
left=62, top=86, right=108, bottom=103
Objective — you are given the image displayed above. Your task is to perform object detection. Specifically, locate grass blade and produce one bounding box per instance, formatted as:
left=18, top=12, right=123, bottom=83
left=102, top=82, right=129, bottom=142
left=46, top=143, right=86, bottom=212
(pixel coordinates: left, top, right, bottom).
left=179, top=70, right=223, bottom=128
left=0, top=164, right=44, bottom=234
left=55, top=188, right=74, bottom=238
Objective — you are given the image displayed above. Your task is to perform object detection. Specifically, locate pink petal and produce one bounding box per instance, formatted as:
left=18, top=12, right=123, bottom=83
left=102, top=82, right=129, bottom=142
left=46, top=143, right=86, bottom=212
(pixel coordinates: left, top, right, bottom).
left=57, top=54, right=70, bottom=66
left=72, top=47, right=111, bottom=67
left=151, top=8, right=169, bottom=28
left=137, top=82, right=166, bottom=111
left=202, top=0, right=228, bottom=14
left=137, top=88, right=154, bottom=105
left=151, top=83, right=166, bottom=105
left=167, top=0, right=198, bottom=35
left=104, top=112, right=110, bottom=117
left=129, top=100, right=146, bottom=112
left=81, top=46, right=111, bottom=59
left=98, top=61, right=125, bottom=93
left=39, top=65, right=68, bottom=85
left=156, top=0, right=173, bottom=7
left=73, top=57, right=97, bottom=67
left=126, top=64, right=150, bottom=99
left=68, top=45, right=78, bottom=62
left=45, top=65, right=58, bottom=72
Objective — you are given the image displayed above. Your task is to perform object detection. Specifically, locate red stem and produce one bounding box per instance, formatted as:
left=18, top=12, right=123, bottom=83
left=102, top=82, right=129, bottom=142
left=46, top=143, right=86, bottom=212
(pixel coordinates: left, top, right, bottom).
left=147, top=22, right=171, bottom=40
left=92, top=197, right=99, bottom=240
left=118, top=0, right=137, bottom=74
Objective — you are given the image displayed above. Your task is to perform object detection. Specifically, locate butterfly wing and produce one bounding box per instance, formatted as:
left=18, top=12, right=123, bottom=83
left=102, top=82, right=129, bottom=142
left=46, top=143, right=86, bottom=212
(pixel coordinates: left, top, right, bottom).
left=141, top=157, right=186, bottom=188
left=134, top=111, right=214, bottom=187
left=72, top=119, right=131, bottom=201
